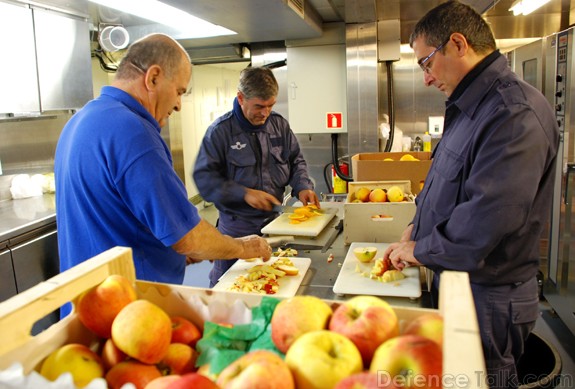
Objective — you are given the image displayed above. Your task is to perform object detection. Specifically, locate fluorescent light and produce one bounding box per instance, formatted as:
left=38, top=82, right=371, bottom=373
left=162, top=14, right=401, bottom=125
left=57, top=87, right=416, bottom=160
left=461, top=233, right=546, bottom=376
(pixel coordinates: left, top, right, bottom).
left=88, top=0, right=236, bottom=39
left=509, top=0, right=551, bottom=16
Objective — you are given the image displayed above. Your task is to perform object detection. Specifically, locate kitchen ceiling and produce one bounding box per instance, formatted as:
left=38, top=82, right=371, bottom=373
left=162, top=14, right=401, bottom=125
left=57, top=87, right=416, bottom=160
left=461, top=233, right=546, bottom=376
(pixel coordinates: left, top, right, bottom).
left=37, top=0, right=569, bottom=52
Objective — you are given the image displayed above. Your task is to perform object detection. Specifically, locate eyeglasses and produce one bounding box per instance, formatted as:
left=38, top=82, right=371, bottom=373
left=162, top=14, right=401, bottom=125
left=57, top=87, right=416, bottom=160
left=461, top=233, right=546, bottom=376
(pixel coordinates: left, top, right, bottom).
left=418, top=39, right=449, bottom=74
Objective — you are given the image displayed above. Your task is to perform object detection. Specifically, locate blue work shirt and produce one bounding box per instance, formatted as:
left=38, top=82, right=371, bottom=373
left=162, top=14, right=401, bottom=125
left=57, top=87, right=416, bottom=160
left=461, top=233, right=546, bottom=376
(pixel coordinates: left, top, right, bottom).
left=412, top=53, right=559, bottom=286
left=55, top=86, right=201, bottom=285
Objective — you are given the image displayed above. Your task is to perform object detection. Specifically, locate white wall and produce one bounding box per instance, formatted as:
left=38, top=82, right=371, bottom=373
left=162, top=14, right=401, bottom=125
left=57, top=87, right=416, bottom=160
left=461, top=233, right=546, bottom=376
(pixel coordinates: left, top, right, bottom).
left=180, top=62, right=247, bottom=199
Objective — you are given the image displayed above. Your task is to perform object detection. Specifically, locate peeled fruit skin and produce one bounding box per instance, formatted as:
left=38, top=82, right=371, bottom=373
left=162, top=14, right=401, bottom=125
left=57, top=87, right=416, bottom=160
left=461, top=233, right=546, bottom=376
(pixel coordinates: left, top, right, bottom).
left=105, top=360, right=162, bottom=389
left=355, top=187, right=371, bottom=202
left=111, top=299, right=172, bottom=364
left=75, top=274, right=137, bottom=338
left=329, top=295, right=399, bottom=366
left=216, top=350, right=294, bottom=389
left=370, top=335, right=443, bottom=389
left=353, top=247, right=378, bottom=263
left=285, top=330, right=363, bottom=389
left=368, top=188, right=387, bottom=202
left=40, top=343, right=104, bottom=388
left=386, top=186, right=405, bottom=202
left=270, top=295, right=332, bottom=353
left=403, top=313, right=444, bottom=348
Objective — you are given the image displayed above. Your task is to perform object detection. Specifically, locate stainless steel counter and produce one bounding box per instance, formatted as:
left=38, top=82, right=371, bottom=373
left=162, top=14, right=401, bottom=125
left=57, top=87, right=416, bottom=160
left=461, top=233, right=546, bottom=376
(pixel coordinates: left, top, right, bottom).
left=0, top=194, right=56, bottom=244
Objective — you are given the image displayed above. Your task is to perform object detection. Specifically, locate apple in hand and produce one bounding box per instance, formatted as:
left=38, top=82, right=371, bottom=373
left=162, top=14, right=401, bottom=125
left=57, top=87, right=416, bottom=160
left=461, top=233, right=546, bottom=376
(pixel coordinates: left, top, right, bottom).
left=75, top=274, right=137, bottom=338
left=40, top=343, right=104, bottom=388
left=111, top=299, right=172, bottom=364
left=271, top=295, right=332, bottom=353
left=403, top=313, right=444, bottom=348
left=158, top=343, right=198, bottom=375
left=370, top=335, right=442, bottom=389
left=352, top=247, right=378, bottom=263
left=285, top=330, right=362, bottom=389
left=216, top=350, right=294, bottom=389
left=329, top=295, right=399, bottom=366
left=105, top=360, right=162, bottom=389
left=171, top=316, right=202, bottom=347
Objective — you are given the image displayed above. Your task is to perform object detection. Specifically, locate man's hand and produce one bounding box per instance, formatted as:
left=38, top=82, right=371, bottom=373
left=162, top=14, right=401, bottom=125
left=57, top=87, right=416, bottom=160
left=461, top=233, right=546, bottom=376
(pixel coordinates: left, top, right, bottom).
left=298, top=189, right=320, bottom=208
left=382, top=240, right=421, bottom=270
left=237, top=234, right=273, bottom=262
left=244, top=188, right=281, bottom=211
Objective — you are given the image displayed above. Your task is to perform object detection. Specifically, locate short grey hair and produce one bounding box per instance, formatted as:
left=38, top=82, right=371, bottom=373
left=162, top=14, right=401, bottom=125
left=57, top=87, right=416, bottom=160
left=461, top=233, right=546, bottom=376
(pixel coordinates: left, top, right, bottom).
left=238, top=67, right=279, bottom=100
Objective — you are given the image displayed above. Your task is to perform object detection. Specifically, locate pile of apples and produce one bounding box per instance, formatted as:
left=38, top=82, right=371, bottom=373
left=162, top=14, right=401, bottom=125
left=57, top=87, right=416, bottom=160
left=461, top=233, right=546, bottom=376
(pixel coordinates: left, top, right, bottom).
left=352, top=185, right=405, bottom=203
left=37, top=275, right=444, bottom=389
left=38, top=275, right=216, bottom=389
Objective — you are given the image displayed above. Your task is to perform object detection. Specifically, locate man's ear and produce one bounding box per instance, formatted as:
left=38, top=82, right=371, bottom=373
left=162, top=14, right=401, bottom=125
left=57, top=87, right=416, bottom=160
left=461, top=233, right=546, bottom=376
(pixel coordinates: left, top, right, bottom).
left=450, top=33, right=469, bottom=56
left=145, top=65, right=161, bottom=90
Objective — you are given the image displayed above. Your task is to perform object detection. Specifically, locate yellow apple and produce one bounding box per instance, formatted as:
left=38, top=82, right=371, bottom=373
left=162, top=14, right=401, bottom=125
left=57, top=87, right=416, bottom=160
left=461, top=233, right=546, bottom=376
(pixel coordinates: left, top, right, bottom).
left=158, top=343, right=198, bottom=375
left=270, top=295, right=332, bottom=353
left=370, top=335, right=442, bottom=389
left=403, top=312, right=444, bottom=348
left=75, top=274, right=137, bottom=338
left=352, top=247, right=378, bottom=263
left=386, top=186, right=405, bottom=202
left=399, top=154, right=419, bottom=161
left=105, top=360, right=162, bottom=389
left=355, top=187, right=372, bottom=202
left=329, top=295, right=399, bottom=367
left=101, top=338, right=127, bottom=371
left=285, top=330, right=363, bottom=389
left=40, top=343, right=104, bottom=388
left=368, top=188, right=387, bottom=202
left=111, top=299, right=172, bottom=364
left=216, top=350, right=294, bottom=389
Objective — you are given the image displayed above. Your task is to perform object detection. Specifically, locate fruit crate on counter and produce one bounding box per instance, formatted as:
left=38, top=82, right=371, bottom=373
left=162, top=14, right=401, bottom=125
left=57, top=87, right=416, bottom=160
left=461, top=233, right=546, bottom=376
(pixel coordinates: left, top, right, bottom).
left=0, top=246, right=487, bottom=389
left=344, top=180, right=416, bottom=244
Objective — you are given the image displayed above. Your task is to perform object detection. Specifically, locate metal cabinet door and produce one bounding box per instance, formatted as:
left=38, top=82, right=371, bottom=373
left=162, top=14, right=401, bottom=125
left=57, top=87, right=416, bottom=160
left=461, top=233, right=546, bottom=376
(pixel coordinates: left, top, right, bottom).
left=11, top=228, right=60, bottom=334
left=0, top=248, right=17, bottom=302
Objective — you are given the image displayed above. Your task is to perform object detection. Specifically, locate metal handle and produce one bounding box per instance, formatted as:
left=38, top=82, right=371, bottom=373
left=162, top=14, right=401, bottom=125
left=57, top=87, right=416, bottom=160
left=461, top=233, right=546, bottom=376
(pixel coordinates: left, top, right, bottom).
left=564, top=163, right=575, bottom=205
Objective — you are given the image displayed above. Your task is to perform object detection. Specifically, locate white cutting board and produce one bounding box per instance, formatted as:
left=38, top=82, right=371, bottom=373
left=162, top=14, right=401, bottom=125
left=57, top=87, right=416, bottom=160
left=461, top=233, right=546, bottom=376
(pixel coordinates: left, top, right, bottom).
left=333, top=242, right=422, bottom=298
left=261, top=212, right=336, bottom=237
left=212, top=257, right=311, bottom=298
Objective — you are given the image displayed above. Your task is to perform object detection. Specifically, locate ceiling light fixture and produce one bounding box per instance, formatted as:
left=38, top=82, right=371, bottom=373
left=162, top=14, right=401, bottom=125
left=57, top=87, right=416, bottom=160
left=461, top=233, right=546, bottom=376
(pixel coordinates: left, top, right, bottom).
left=88, top=0, right=236, bottom=39
left=509, top=0, right=551, bottom=16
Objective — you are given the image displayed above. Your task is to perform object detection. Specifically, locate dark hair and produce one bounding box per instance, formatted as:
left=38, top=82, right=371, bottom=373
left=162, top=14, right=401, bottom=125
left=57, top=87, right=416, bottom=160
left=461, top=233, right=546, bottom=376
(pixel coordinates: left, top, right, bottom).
left=116, top=33, right=191, bottom=80
left=409, top=0, right=496, bottom=54
left=238, top=67, right=279, bottom=100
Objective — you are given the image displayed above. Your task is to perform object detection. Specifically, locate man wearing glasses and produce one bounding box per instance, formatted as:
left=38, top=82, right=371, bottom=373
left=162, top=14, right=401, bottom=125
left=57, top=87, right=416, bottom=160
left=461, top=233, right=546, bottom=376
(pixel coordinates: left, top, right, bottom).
left=383, top=1, right=558, bottom=388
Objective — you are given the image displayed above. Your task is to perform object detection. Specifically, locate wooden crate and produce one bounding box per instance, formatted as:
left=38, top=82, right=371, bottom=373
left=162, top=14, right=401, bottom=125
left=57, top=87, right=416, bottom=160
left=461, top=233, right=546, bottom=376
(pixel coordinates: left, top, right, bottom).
left=0, top=246, right=487, bottom=388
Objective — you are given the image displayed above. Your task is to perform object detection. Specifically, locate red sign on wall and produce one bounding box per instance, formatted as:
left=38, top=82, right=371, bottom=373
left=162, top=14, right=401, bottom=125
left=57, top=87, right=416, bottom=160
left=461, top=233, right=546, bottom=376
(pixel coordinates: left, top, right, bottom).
left=326, top=112, right=343, bottom=129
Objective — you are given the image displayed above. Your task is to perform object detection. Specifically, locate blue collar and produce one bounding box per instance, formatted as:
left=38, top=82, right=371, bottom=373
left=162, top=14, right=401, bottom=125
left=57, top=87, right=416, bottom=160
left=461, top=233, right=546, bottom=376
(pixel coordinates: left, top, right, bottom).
left=233, top=97, right=269, bottom=132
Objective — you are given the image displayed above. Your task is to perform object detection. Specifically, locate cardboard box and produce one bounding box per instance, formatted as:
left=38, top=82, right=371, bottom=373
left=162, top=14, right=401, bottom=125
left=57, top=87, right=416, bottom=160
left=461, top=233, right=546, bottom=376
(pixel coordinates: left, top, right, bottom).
left=351, top=152, right=432, bottom=194
left=344, top=180, right=416, bottom=244
left=0, top=247, right=487, bottom=389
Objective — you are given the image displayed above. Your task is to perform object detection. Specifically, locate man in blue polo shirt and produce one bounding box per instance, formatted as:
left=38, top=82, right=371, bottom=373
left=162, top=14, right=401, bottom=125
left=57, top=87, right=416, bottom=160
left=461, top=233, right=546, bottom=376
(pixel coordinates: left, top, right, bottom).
left=55, top=33, right=271, bottom=299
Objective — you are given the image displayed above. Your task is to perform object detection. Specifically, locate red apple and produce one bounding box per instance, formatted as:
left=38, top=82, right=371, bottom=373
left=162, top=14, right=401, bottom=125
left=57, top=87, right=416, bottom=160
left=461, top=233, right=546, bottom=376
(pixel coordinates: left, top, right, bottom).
left=216, top=350, right=294, bottom=389
left=170, top=316, right=201, bottom=347
left=40, top=343, right=104, bottom=388
left=329, top=295, right=399, bottom=366
left=145, top=375, right=181, bottom=389
left=105, top=360, right=162, bottom=389
left=101, top=338, right=127, bottom=371
left=168, top=373, right=220, bottom=389
left=334, top=372, right=389, bottom=389
left=285, top=330, right=362, bottom=389
left=271, top=295, right=332, bottom=353
left=370, top=335, right=443, bottom=389
left=75, top=274, right=137, bottom=338
left=403, top=313, right=444, bottom=348
left=111, top=299, right=172, bottom=364
left=158, top=343, right=198, bottom=375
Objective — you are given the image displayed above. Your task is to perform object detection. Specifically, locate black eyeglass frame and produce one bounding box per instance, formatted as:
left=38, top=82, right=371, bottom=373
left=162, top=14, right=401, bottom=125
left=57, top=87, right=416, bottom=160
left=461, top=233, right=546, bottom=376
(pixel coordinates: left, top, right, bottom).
left=417, top=38, right=450, bottom=74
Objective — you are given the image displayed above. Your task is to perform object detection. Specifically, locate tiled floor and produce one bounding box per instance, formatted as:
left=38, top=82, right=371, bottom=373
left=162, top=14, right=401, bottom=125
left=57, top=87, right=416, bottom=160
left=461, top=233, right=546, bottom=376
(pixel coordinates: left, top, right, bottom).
left=186, top=203, right=575, bottom=386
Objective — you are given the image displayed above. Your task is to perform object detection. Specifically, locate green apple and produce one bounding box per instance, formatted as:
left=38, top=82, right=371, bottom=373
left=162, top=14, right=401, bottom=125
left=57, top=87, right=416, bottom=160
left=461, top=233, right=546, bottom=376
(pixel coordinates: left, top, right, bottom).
left=40, top=343, right=104, bottom=388
left=329, top=295, right=399, bottom=366
left=285, top=330, right=363, bottom=389
left=353, top=247, right=378, bottom=263
left=370, top=335, right=442, bottom=389
left=271, top=295, right=332, bottom=353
